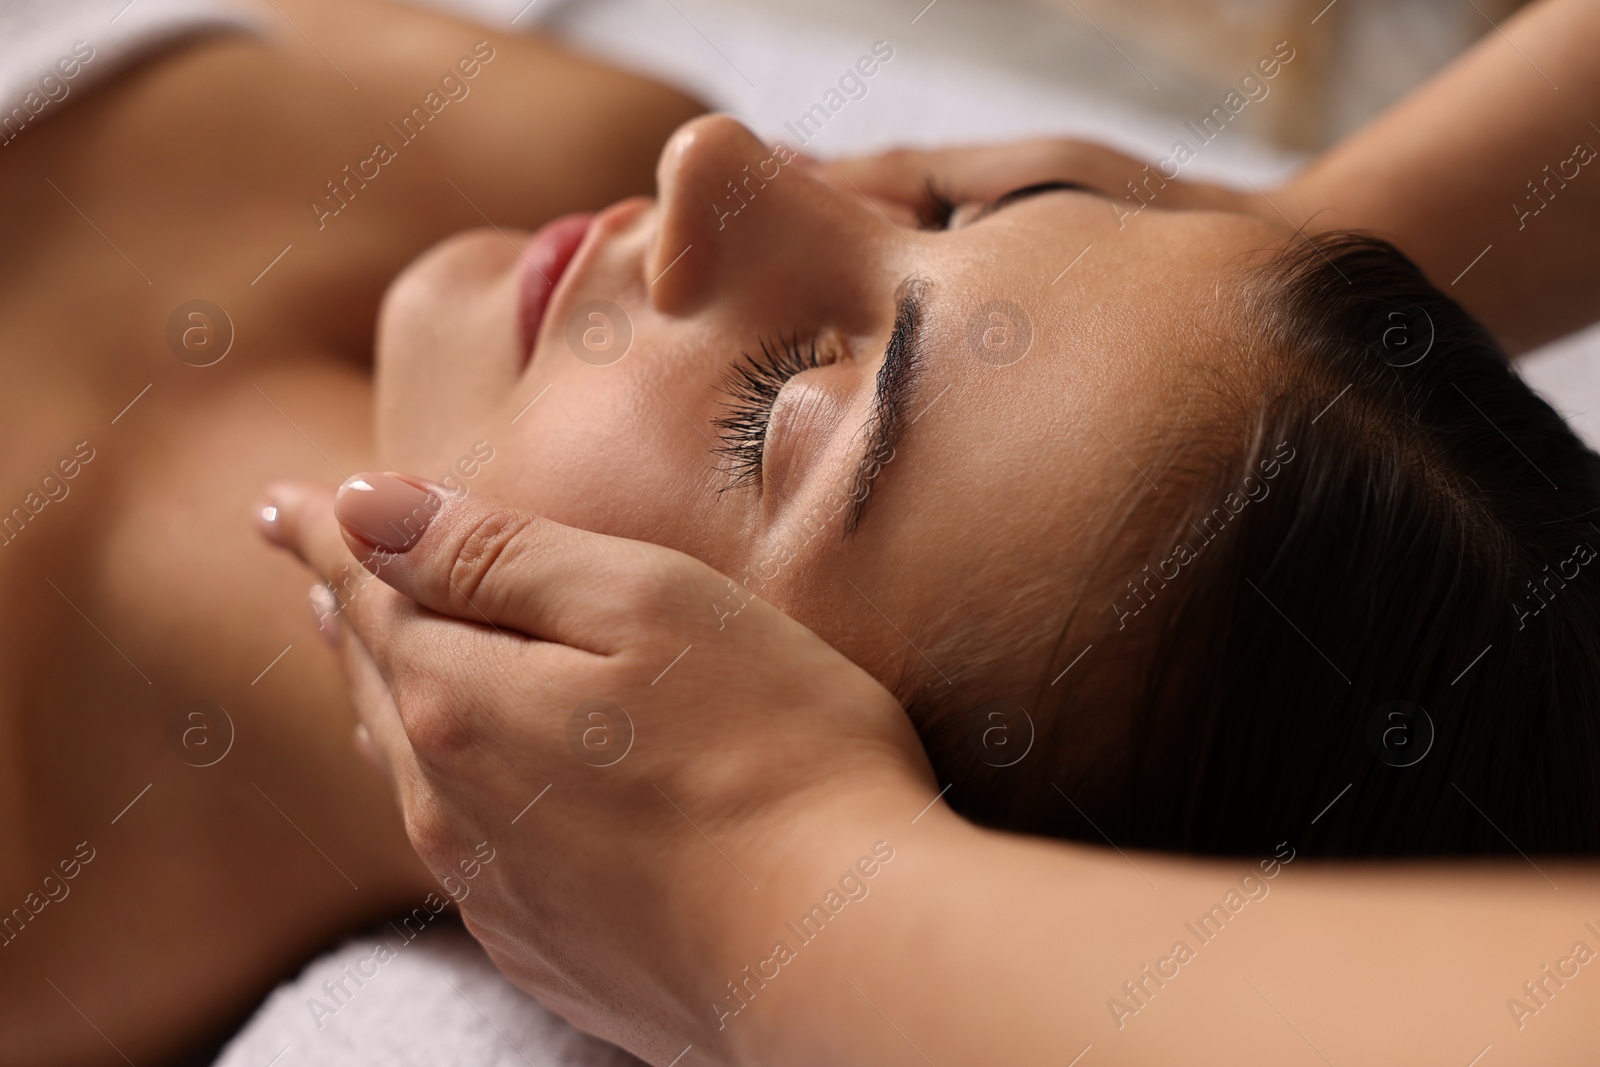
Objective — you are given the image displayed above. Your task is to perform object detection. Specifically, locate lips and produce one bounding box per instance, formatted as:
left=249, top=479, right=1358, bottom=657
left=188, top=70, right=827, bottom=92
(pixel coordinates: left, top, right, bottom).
left=517, top=213, right=594, bottom=363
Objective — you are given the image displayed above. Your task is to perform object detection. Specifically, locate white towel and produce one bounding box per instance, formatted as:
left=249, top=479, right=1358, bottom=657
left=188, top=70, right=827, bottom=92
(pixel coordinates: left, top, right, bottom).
left=211, top=920, right=642, bottom=1067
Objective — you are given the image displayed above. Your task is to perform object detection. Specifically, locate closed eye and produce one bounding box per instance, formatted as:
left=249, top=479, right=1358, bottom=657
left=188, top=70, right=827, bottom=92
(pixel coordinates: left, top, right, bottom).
left=917, top=178, right=1105, bottom=231
left=711, top=334, right=826, bottom=492
left=966, top=180, right=1106, bottom=224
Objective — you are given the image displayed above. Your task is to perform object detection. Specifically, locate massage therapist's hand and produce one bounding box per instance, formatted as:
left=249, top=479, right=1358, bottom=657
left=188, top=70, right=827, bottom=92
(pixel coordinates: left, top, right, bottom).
left=257, top=473, right=937, bottom=1063
left=811, top=138, right=1277, bottom=224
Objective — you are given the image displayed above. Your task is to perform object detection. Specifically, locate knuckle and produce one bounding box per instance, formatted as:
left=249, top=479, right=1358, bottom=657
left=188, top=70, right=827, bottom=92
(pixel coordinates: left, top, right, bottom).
left=448, top=508, right=537, bottom=604
left=611, top=555, right=689, bottom=618
left=603, top=557, right=715, bottom=642
left=394, top=670, right=476, bottom=767
left=402, top=800, right=457, bottom=873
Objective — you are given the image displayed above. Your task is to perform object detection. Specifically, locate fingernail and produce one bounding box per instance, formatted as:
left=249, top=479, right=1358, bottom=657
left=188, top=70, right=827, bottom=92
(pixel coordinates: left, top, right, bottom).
left=308, top=583, right=342, bottom=648
left=335, top=472, right=441, bottom=552
left=254, top=491, right=288, bottom=546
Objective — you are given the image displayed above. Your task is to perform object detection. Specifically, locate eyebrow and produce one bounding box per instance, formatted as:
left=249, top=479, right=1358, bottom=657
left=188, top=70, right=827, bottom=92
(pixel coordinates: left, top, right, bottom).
left=838, top=184, right=1099, bottom=535
left=844, top=278, right=927, bottom=536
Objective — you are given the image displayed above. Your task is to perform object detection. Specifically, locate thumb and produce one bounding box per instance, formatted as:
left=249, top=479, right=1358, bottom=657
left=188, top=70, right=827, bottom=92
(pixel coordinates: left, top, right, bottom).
left=332, top=471, right=692, bottom=649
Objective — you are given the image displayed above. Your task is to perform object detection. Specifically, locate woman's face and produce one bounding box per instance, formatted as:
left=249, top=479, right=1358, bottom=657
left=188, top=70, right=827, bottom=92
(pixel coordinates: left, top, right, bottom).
left=373, top=115, right=1287, bottom=693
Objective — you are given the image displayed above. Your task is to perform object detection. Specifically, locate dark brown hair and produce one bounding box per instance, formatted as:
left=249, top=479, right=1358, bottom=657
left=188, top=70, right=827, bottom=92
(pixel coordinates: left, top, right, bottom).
left=911, top=234, right=1600, bottom=857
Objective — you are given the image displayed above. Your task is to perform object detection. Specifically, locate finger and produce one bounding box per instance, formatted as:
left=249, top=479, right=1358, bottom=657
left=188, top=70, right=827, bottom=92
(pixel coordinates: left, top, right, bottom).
left=814, top=151, right=954, bottom=217
left=330, top=471, right=704, bottom=648
left=308, top=580, right=418, bottom=793
left=264, top=488, right=430, bottom=776
left=341, top=620, right=419, bottom=795
left=266, top=482, right=556, bottom=785
left=286, top=496, right=551, bottom=776
left=259, top=481, right=389, bottom=628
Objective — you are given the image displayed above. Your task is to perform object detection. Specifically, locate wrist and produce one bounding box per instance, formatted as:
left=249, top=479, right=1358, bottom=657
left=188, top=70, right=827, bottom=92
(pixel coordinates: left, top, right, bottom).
left=704, top=785, right=979, bottom=1064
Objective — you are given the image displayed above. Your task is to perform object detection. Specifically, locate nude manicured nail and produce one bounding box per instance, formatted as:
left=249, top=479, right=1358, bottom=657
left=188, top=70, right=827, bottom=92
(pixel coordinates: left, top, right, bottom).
left=254, top=488, right=293, bottom=547
left=335, top=472, right=441, bottom=552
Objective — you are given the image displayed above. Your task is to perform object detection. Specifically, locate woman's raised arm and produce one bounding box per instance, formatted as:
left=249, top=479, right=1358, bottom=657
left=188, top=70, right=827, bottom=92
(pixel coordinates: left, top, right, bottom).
left=261, top=475, right=1600, bottom=1066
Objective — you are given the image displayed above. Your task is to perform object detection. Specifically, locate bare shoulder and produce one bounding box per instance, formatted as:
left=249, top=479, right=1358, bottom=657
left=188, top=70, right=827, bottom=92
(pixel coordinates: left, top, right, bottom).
left=0, top=0, right=704, bottom=363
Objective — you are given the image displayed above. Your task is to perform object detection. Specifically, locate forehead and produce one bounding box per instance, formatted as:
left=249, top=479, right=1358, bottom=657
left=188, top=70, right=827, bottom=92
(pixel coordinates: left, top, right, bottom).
left=919, top=200, right=1280, bottom=427
left=825, top=203, right=1279, bottom=651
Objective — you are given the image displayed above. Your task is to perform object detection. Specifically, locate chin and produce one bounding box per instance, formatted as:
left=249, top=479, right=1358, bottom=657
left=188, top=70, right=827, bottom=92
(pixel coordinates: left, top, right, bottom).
left=378, top=227, right=525, bottom=338
left=372, top=227, right=529, bottom=466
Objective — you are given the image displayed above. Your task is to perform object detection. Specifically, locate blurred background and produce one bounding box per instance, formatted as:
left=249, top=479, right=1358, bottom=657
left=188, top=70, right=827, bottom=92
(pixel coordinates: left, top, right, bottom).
left=932, top=0, right=1529, bottom=150
left=448, top=0, right=1528, bottom=154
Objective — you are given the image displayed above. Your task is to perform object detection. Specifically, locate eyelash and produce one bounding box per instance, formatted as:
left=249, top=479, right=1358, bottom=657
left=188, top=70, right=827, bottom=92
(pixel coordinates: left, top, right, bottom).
left=712, top=333, right=826, bottom=491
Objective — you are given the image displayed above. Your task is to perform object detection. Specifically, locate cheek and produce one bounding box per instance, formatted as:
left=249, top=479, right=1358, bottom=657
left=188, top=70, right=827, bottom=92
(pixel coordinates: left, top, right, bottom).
left=466, top=380, right=728, bottom=563
left=374, top=271, right=793, bottom=603
left=462, top=314, right=782, bottom=567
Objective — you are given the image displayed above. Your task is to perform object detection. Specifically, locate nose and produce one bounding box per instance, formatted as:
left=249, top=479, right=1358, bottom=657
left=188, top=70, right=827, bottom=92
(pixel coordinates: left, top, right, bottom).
left=648, top=115, right=887, bottom=325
